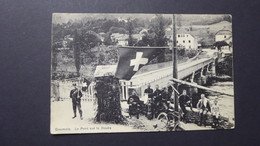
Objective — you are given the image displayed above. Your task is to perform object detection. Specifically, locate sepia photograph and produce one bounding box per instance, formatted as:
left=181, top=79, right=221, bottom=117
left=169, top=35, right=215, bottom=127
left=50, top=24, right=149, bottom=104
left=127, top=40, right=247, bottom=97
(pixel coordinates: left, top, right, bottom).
left=50, top=13, right=234, bottom=134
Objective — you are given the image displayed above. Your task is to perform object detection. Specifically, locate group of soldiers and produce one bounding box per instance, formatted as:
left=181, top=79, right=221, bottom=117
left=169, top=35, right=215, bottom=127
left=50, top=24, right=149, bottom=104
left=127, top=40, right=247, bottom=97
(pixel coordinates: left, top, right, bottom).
left=127, top=83, right=220, bottom=127
left=69, top=81, right=220, bottom=127
left=127, top=83, right=173, bottom=120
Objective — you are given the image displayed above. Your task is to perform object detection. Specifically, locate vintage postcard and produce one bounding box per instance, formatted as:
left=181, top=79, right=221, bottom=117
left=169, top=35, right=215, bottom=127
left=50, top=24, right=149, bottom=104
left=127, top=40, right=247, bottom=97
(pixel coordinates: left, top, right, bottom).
left=50, top=13, right=234, bottom=134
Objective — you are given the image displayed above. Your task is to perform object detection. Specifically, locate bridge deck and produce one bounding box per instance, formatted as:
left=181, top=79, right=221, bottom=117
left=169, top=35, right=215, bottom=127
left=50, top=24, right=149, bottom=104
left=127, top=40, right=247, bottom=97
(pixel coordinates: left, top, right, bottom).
left=130, top=57, right=214, bottom=87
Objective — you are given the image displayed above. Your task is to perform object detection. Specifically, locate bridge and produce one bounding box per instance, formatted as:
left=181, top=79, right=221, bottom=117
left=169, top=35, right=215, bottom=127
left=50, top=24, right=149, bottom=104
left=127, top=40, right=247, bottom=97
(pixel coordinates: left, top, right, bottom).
left=51, top=49, right=223, bottom=102
left=119, top=50, right=219, bottom=100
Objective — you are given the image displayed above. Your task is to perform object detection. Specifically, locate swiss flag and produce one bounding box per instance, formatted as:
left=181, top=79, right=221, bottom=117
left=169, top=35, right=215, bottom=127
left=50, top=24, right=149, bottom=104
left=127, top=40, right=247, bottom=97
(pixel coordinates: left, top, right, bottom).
left=115, top=46, right=166, bottom=80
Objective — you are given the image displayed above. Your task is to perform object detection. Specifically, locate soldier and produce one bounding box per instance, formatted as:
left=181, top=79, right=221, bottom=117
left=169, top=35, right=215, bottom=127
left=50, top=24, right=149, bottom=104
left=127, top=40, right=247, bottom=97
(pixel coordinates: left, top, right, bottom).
left=153, top=84, right=162, bottom=102
left=161, top=87, right=171, bottom=111
left=127, top=91, right=140, bottom=119
left=167, top=82, right=173, bottom=96
left=144, top=83, right=153, bottom=99
left=179, top=89, right=192, bottom=123
left=153, top=84, right=162, bottom=118
left=144, top=83, right=154, bottom=120
left=70, top=83, right=83, bottom=120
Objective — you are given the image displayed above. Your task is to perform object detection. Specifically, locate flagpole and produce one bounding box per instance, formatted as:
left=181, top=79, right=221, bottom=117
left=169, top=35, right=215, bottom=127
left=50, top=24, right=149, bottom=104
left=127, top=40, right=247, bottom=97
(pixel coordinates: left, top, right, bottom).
left=172, top=14, right=179, bottom=112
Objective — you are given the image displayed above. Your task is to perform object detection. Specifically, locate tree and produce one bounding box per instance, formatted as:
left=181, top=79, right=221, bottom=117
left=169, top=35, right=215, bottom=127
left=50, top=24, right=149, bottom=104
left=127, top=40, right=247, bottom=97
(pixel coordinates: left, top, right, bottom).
left=109, top=26, right=127, bottom=34
left=73, top=29, right=81, bottom=76
left=79, top=30, right=101, bottom=53
left=94, top=76, right=126, bottom=124
left=152, top=14, right=168, bottom=63
left=127, top=18, right=134, bottom=46
left=103, top=33, right=114, bottom=46
left=213, top=41, right=229, bottom=51
left=51, top=44, right=59, bottom=79
left=136, top=32, right=155, bottom=46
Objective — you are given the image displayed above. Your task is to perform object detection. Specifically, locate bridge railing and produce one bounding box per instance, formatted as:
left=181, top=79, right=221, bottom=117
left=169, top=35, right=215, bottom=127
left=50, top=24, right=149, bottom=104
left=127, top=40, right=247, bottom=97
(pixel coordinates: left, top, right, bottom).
left=120, top=57, right=215, bottom=100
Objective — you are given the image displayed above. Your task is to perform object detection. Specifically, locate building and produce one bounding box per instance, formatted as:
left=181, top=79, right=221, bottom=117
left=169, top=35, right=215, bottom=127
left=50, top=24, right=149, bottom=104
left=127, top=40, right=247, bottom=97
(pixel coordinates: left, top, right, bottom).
left=176, top=28, right=199, bottom=49
left=132, top=34, right=143, bottom=41
left=176, top=33, right=198, bottom=49
left=215, top=30, right=232, bottom=45
left=165, top=27, right=199, bottom=49
left=215, top=29, right=232, bottom=52
left=117, top=38, right=128, bottom=46
left=110, top=33, right=128, bottom=46
left=110, top=32, right=144, bottom=46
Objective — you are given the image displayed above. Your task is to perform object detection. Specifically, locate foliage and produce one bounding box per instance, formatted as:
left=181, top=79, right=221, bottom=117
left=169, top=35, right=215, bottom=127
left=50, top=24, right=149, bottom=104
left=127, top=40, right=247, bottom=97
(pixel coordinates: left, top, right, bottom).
left=136, top=32, right=156, bottom=46
left=94, top=76, right=126, bottom=123
left=73, top=30, right=81, bottom=76
left=152, top=15, right=168, bottom=47
left=127, top=18, right=134, bottom=46
left=77, top=30, right=101, bottom=53
left=216, top=56, right=233, bottom=76
left=109, top=26, right=127, bottom=34
left=103, top=33, right=114, bottom=46
left=213, top=41, right=229, bottom=51
left=151, top=14, right=168, bottom=63
left=51, top=46, right=58, bottom=72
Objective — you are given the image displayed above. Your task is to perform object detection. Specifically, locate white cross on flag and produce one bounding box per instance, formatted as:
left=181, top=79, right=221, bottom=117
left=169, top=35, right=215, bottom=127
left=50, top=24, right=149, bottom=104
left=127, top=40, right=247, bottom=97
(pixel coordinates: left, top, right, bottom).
left=115, top=46, right=166, bottom=80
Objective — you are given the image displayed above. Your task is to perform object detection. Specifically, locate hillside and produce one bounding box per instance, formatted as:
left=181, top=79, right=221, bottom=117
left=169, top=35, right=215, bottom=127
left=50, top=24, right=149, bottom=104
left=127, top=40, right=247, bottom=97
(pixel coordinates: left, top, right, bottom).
left=188, top=21, right=232, bottom=46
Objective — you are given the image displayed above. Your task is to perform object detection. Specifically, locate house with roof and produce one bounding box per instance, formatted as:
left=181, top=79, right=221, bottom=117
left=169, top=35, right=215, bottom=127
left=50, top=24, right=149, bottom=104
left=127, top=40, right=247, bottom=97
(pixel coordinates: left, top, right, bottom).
left=165, top=27, right=199, bottom=49
left=215, top=30, right=232, bottom=45
left=110, top=32, right=144, bottom=46
left=110, top=33, right=128, bottom=46
left=176, top=33, right=198, bottom=49
left=215, top=29, right=232, bottom=51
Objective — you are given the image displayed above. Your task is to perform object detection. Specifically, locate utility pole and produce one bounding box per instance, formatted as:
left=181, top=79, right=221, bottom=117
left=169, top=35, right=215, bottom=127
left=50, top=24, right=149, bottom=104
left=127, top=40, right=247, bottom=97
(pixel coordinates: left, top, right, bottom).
left=172, top=14, right=179, bottom=111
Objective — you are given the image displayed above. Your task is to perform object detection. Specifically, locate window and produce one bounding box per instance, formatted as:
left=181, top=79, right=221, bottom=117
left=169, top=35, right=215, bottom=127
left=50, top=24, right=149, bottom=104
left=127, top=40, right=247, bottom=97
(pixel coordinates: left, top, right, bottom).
left=177, top=41, right=178, bottom=43
left=183, top=40, right=185, bottom=43
left=224, top=35, right=226, bottom=38
left=178, top=35, right=180, bottom=37
left=187, top=35, right=188, bottom=37
left=189, top=46, right=191, bottom=48
left=189, top=40, right=191, bottom=43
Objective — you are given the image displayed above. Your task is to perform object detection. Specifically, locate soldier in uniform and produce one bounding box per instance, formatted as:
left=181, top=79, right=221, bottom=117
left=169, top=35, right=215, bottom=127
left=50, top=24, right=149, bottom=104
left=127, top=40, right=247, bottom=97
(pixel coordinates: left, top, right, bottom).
left=70, top=83, right=83, bottom=120
left=153, top=84, right=162, bottom=118
left=127, top=91, right=140, bottom=119
left=161, top=87, right=171, bottom=111
left=167, top=82, right=173, bottom=97
left=179, top=89, right=192, bottom=123
left=144, top=83, right=154, bottom=119
left=144, top=83, right=153, bottom=99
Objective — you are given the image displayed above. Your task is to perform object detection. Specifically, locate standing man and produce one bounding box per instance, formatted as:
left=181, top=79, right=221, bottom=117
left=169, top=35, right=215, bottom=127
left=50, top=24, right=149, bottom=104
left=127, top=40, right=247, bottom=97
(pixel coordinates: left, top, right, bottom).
left=153, top=84, right=162, bottom=118
left=144, top=83, right=153, bottom=119
left=196, top=94, right=211, bottom=126
left=70, top=83, right=83, bottom=120
left=211, top=98, right=220, bottom=128
left=144, top=83, right=154, bottom=99
left=179, top=89, right=192, bottom=123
